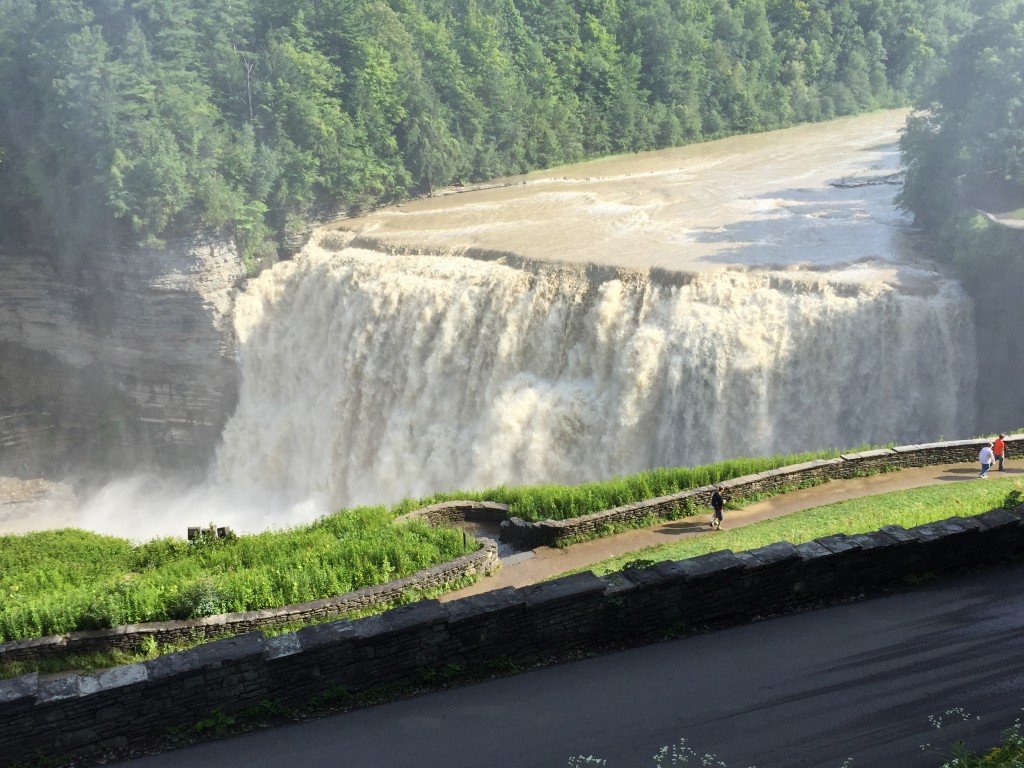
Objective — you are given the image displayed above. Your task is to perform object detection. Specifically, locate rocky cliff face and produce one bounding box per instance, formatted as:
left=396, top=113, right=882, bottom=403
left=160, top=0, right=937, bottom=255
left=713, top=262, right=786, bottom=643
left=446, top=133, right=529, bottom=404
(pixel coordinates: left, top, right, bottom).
left=0, top=236, right=245, bottom=479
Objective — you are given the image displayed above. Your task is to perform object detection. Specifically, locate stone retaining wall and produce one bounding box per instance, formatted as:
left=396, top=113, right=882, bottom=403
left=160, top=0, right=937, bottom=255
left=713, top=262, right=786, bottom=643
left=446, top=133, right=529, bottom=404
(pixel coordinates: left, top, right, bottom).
left=0, top=541, right=499, bottom=665
left=395, top=500, right=511, bottom=527
left=3, top=505, right=1024, bottom=767
left=500, top=436, right=1024, bottom=548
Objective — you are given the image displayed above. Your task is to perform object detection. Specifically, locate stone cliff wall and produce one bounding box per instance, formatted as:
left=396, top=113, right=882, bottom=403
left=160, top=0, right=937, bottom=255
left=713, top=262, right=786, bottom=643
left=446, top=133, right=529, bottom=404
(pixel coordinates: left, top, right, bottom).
left=2, top=505, right=1022, bottom=767
left=0, top=236, right=245, bottom=477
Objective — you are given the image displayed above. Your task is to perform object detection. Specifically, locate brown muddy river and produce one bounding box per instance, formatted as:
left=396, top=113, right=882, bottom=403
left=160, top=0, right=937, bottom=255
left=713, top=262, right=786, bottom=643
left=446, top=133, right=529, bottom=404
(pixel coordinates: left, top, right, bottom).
left=336, top=109, right=931, bottom=290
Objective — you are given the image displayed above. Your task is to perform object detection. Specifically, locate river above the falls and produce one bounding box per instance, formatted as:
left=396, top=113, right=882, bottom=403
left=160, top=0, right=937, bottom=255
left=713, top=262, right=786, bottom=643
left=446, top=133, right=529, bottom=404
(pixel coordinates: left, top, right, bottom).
left=336, top=109, right=934, bottom=291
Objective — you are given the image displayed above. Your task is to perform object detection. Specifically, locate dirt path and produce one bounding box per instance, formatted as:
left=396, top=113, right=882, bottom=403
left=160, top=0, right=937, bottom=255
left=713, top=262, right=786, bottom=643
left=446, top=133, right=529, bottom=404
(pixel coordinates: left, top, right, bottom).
left=441, top=462, right=1023, bottom=601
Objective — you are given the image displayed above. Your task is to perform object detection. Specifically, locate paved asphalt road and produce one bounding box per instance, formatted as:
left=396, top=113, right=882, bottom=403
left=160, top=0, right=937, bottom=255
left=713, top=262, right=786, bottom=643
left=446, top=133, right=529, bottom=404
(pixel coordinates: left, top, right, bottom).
left=120, top=566, right=1024, bottom=768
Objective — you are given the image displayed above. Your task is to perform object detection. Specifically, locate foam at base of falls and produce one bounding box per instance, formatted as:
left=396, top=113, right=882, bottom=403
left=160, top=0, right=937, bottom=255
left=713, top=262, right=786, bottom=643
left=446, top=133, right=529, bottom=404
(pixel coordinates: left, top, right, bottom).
left=213, top=244, right=976, bottom=514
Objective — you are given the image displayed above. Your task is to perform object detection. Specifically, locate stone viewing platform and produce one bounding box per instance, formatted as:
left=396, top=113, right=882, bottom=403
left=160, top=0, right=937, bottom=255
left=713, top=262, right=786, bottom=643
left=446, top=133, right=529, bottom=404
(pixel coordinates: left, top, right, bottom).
left=3, top=500, right=1024, bottom=767
left=2, top=436, right=1018, bottom=668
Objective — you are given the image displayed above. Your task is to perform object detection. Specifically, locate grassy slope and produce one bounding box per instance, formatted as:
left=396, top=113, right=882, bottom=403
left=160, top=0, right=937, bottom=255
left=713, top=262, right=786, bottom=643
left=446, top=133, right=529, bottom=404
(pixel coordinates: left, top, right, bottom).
left=577, top=477, right=1024, bottom=576
left=390, top=448, right=844, bottom=522
left=0, top=509, right=472, bottom=643
left=0, top=447, right=845, bottom=643
left=2, top=442, right=1003, bottom=643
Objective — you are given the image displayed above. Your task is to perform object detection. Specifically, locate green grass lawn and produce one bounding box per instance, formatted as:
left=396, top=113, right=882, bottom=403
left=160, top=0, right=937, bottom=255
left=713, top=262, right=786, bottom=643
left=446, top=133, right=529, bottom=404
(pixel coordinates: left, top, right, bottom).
left=0, top=509, right=474, bottom=643
left=390, top=448, right=845, bottom=522
left=578, top=476, right=1024, bottom=577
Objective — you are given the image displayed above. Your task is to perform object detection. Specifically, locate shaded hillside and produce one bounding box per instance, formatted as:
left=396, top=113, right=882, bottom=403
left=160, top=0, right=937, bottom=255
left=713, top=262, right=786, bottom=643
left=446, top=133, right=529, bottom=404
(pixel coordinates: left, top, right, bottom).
left=898, top=0, right=1024, bottom=430
left=0, top=0, right=972, bottom=266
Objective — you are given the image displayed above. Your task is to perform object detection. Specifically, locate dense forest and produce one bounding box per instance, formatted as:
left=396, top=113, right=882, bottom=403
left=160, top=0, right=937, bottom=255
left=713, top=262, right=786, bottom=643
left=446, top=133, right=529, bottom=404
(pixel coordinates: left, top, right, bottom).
left=897, top=0, right=1024, bottom=429
left=0, top=0, right=972, bottom=265
left=899, top=0, right=1023, bottom=226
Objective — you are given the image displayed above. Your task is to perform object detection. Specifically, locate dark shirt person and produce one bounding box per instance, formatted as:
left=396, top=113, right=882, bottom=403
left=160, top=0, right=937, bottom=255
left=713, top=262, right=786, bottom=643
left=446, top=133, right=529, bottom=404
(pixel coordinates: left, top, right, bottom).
left=710, top=487, right=726, bottom=530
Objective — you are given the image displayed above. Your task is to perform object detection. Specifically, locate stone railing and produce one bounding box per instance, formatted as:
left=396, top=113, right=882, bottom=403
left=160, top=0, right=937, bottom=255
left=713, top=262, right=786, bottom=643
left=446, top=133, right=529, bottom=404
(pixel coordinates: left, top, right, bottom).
left=500, top=437, right=1024, bottom=548
left=3, top=505, right=1024, bottom=767
left=0, top=540, right=498, bottom=665
left=395, top=500, right=511, bottom=527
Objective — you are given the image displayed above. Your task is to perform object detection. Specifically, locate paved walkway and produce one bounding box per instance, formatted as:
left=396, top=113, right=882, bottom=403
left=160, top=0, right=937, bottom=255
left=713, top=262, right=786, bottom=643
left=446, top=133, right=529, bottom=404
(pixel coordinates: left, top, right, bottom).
left=443, top=463, right=1024, bottom=600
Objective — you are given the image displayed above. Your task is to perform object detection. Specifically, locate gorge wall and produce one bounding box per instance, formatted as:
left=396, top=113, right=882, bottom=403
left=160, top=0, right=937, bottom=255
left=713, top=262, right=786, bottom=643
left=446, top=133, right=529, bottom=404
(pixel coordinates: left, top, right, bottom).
left=214, top=237, right=978, bottom=514
left=0, top=237, right=244, bottom=479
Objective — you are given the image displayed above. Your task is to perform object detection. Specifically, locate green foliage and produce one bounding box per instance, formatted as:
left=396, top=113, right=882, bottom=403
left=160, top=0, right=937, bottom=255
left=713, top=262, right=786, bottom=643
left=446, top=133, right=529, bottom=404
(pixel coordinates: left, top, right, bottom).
left=896, top=3, right=1024, bottom=424
left=193, top=709, right=237, bottom=736
left=0, top=507, right=473, bottom=643
left=620, top=558, right=656, bottom=570
left=3, top=445, right=1007, bottom=646
left=389, top=448, right=844, bottom=522
left=899, top=0, right=1024, bottom=229
left=165, top=577, right=225, bottom=620
left=0, top=446, right=845, bottom=644
left=0, top=0, right=966, bottom=257
left=241, top=699, right=285, bottom=723
left=583, top=476, right=1024, bottom=576
left=963, top=720, right=1024, bottom=767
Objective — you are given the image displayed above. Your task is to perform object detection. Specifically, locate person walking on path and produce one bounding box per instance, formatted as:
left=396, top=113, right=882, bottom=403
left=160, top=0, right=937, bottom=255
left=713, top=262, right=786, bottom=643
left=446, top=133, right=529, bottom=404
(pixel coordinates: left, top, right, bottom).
left=993, top=434, right=1007, bottom=471
left=710, top=486, right=727, bottom=529
left=979, top=443, right=996, bottom=478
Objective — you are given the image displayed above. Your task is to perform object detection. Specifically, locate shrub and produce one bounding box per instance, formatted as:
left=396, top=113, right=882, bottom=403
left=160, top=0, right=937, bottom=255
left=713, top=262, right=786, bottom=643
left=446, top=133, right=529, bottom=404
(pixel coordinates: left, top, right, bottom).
left=77, top=592, right=128, bottom=631
left=166, top=578, right=225, bottom=620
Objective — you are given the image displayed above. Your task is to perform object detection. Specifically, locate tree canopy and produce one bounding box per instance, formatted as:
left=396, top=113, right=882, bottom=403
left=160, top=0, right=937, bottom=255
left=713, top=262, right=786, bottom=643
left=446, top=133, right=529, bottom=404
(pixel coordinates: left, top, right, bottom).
left=0, top=0, right=973, bottom=264
left=898, top=0, right=1024, bottom=227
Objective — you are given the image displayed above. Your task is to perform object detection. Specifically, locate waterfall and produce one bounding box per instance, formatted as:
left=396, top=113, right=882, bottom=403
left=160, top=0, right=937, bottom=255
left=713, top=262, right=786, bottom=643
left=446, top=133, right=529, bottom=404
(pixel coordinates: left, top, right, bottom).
left=214, top=238, right=976, bottom=512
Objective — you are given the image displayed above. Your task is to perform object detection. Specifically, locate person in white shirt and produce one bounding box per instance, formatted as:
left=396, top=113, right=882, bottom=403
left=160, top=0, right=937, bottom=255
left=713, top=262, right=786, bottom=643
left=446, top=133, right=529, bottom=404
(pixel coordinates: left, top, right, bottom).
left=979, top=443, right=996, bottom=478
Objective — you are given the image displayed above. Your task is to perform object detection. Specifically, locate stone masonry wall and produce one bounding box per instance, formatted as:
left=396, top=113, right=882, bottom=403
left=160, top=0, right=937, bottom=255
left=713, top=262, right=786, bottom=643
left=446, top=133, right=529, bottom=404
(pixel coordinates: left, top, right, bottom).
left=500, top=436, right=1024, bottom=548
left=3, top=505, right=1024, bottom=767
left=395, top=500, right=511, bottom=527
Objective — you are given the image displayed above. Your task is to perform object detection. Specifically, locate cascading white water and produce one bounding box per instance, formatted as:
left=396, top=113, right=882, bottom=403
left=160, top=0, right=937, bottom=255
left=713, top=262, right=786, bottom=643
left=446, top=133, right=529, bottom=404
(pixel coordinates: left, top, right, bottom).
left=214, top=239, right=976, bottom=512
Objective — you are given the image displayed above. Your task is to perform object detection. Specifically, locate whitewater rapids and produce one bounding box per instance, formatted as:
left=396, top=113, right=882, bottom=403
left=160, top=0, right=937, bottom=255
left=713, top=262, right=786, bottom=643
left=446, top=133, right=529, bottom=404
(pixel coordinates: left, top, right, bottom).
left=214, top=239, right=975, bottom=512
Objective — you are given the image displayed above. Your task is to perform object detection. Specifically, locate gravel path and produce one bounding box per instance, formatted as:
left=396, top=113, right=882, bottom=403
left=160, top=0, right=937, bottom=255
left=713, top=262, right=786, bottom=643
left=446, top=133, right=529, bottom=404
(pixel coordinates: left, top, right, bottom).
left=442, top=462, right=1024, bottom=600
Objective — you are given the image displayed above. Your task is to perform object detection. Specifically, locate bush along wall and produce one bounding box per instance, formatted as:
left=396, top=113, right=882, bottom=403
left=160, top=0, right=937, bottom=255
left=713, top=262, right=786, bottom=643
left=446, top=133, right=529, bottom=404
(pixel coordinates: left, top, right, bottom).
left=0, top=538, right=498, bottom=666
left=3, top=504, right=1024, bottom=767
left=499, top=438, right=1024, bottom=548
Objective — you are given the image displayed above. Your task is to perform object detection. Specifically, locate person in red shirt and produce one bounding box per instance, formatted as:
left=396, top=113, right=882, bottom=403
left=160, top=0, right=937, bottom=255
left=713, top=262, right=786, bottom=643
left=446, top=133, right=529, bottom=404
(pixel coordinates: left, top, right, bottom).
left=993, top=434, right=1007, bottom=471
